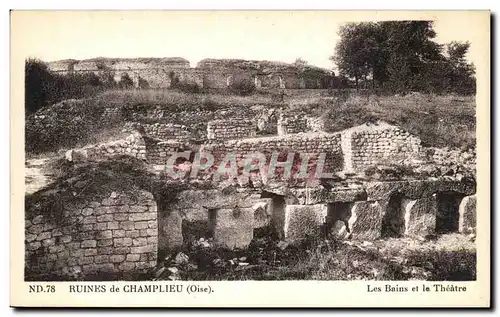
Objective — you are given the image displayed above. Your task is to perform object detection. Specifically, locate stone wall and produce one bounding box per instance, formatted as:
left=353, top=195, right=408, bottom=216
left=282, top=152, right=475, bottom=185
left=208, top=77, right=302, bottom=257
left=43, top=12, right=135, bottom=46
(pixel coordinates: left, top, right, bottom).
left=207, top=119, right=257, bottom=141
left=341, top=122, right=422, bottom=172
left=200, top=132, right=344, bottom=181
left=277, top=114, right=308, bottom=135
left=65, top=132, right=147, bottom=163
left=124, top=122, right=192, bottom=142
left=48, top=58, right=333, bottom=90
left=101, top=107, right=124, bottom=122
left=156, top=178, right=477, bottom=250
left=25, top=191, right=158, bottom=280
left=145, top=139, right=187, bottom=165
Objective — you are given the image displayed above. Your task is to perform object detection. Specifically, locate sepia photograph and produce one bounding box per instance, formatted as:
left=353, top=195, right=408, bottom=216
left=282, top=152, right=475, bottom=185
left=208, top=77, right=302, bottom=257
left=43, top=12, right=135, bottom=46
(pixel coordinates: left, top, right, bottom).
left=10, top=10, right=490, bottom=307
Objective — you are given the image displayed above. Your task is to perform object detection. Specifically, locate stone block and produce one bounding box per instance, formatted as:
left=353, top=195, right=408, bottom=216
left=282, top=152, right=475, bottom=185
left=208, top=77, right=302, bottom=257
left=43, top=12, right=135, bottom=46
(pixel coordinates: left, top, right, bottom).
left=118, top=262, right=136, bottom=272
left=213, top=207, right=254, bottom=249
left=97, top=239, right=113, bottom=247
left=107, top=221, right=119, bottom=230
left=120, top=221, right=135, bottom=230
left=283, top=204, right=327, bottom=243
left=348, top=201, right=384, bottom=240
left=253, top=199, right=272, bottom=229
left=79, top=257, right=94, bottom=265
left=130, top=245, right=155, bottom=254
left=114, top=247, right=130, bottom=254
left=96, top=230, right=113, bottom=240
left=114, top=213, right=129, bottom=221
left=125, top=230, right=140, bottom=238
left=97, top=214, right=113, bottom=222
left=162, top=210, right=183, bottom=249
left=26, top=233, right=37, bottom=242
left=94, top=255, right=110, bottom=264
left=84, top=248, right=98, bottom=256
left=459, top=195, right=476, bottom=233
left=110, top=255, right=126, bottom=263
left=129, top=212, right=156, bottom=221
left=97, top=247, right=114, bottom=255
left=60, top=235, right=72, bottom=243
left=42, top=238, right=56, bottom=246
left=81, top=240, right=97, bottom=248
left=83, top=216, right=97, bottom=224
left=27, top=241, right=41, bottom=251
left=114, top=237, right=133, bottom=247
left=402, top=196, right=437, bottom=237
left=36, top=231, right=52, bottom=241
left=113, top=229, right=126, bottom=238
left=126, top=254, right=140, bottom=262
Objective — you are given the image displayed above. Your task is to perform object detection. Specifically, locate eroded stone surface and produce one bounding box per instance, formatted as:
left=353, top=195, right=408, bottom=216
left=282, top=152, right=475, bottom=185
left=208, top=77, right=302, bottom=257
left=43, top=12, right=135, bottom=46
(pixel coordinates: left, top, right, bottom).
left=25, top=190, right=158, bottom=280
left=365, top=179, right=476, bottom=201
left=403, top=196, right=437, bottom=237
left=459, top=195, right=476, bottom=234
left=348, top=201, right=384, bottom=240
left=162, top=210, right=183, bottom=249
left=284, top=204, right=327, bottom=243
left=213, top=207, right=254, bottom=249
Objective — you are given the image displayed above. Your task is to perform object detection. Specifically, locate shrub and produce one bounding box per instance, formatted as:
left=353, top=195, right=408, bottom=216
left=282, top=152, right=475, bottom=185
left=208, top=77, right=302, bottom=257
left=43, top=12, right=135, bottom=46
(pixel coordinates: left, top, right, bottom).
left=175, top=81, right=201, bottom=94
left=119, top=72, right=134, bottom=88
left=228, top=75, right=256, bottom=96
left=25, top=58, right=106, bottom=114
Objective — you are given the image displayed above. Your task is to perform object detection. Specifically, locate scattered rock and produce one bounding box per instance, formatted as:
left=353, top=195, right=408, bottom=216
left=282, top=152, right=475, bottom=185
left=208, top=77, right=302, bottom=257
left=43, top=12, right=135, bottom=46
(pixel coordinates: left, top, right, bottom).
left=175, top=252, right=189, bottom=265
left=155, top=267, right=166, bottom=278
left=277, top=241, right=289, bottom=250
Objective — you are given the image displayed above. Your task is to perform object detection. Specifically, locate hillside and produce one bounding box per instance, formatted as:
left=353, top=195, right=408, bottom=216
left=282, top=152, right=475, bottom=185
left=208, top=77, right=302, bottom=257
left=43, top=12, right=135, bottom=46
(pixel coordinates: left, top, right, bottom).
left=26, top=89, right=476, bottom=157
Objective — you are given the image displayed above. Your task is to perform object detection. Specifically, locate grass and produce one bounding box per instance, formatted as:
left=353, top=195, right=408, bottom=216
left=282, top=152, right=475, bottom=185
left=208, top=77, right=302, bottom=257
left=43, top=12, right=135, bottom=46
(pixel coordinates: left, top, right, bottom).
left=96, top=88, right=281, bottom=107
left=26, top=88, right=476, bottom=157
left=177, top=234, right=476, bottom=281
left=312, top=93, right=475, bottom=149
left=25, top=155, right=156, bottom=223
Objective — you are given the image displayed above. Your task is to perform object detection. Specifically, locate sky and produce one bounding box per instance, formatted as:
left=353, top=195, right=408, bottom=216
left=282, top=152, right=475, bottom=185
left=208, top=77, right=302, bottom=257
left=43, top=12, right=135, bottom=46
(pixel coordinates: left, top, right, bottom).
left=12, top=11, right=487, bottom=70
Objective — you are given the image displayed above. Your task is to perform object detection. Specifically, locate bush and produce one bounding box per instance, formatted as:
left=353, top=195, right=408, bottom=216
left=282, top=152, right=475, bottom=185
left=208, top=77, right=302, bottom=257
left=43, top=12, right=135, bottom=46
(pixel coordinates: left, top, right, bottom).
left=228, top=75, right=256, bottom=96
left=175, top=81, right=201, bottom=94
left=119, top=72, right=134, bottom=88
left=25, top=58, right=105, bottom=114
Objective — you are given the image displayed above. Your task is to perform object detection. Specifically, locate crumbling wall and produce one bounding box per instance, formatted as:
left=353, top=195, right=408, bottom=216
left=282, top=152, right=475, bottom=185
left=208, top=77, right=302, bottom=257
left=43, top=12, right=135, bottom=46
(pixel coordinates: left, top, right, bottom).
left=144, top=139, right=187, bottom=165
left=202, top=71, right=229, bottom=89
left=207, top=119, right=257, bottom=141
left=307, top=116, right=326, bottom=132
left=157, top=190, right=267, bottom=252
left=277, top=114, right=308, bottom=135
left=25, top=191, right=158, bottom=281
left=201, top=132, right=344, bottom=180
left=101, top=107, right=124, bottom=122
left=341, top=122, right=422, bottom=172
left=65, top=132, right=147, bottom=163
left=124, top=122, right=192, bottom=142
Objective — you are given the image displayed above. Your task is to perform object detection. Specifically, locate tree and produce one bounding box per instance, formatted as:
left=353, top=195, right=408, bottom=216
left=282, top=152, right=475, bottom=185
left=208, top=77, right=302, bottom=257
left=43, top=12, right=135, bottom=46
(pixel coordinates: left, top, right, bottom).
left=25, top=58, right=54, bottom=113
left=293, top=58, right=308, bottom=70
left=332, top=22, right=382, bottom=89
left=332, top=21, right=475, bottom=94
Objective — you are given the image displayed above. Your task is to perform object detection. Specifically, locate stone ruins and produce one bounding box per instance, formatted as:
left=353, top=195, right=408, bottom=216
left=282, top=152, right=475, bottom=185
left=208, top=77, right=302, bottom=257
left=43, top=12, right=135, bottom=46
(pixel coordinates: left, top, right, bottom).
left=47, top=57, right=335, bottom=89
left=26, top=104, right=477, bottom=280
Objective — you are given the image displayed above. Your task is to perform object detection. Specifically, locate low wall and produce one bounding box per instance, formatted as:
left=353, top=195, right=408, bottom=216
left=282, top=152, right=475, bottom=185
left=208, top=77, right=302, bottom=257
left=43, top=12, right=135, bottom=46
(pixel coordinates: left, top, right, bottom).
left=65, top=132, right=147, bottom=163
left=145, top=138, right=187, bottom=165
left=277, top=114, right=308, bottom=135
left=207, top=119, right=256, bottom=141
left=124, top=122, right=192, bottom=142
left=341, top=122, right=422, bottom=172
left=25, top=191, right=158, bottom=281
left=157, top=178, right=476, bottom=250
left=198, top=132, right=343, bottom=182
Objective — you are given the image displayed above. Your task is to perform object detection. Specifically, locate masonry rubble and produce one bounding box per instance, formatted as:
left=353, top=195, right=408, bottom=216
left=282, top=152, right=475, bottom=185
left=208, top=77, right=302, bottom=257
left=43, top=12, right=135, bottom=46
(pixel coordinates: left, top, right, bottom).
left=32, top=109, right=477, bottom=279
